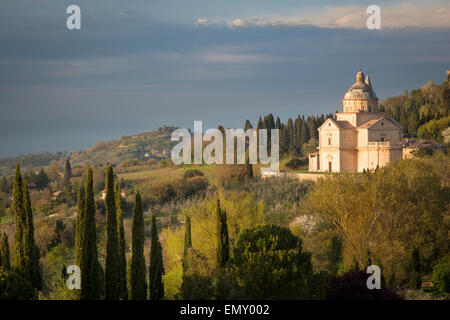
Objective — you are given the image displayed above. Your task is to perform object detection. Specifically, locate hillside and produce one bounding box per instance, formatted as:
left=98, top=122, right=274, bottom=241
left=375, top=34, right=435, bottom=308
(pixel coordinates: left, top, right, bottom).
left=70, top=126, right=177, bottom=166
left=0, top=126, right=177, bottom=175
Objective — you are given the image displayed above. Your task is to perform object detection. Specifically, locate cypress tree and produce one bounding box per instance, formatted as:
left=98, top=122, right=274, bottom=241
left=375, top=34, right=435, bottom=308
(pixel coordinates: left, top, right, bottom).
left=149, top=215, right=164, bottom=300
left=216, top=199, right=229, bottom=269
left=75, top=180, right=85, bottom=266
left=116, top=184, right=128, bottom=300
left=130, top=191, right=146, bottom=300
left=80, top=166, right=100, bottom=300
left=183, top=216, right=192, bottom=269
left=410, top=248, right=422, bottom=289
left=22, top=180, right=42, bottom=290
left=0, top=232, right=10, bottom=271
left=64, top=158, right=72, bottom=184
left=12, top=163, right=26, bottom=275
left=104, top=165, right=120, bottom=299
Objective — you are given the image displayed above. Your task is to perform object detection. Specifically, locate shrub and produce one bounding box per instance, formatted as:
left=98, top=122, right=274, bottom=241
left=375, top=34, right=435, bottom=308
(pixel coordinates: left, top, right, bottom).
left=0, top=270, right=36, bottom=300
left=285, top=158, right=307, bottom=170
left=432, top=258, right=450, bottom=295
left=183, top=169, right=204, bottom=180
left=326, top=270, right=401, bottom=300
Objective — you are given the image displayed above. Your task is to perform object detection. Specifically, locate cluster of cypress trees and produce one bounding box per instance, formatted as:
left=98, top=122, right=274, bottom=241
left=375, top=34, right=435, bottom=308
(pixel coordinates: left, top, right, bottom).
left=11, top=163, right=42, bottom=291
left=75, top=165, right=164, bottom=300
left=246, top=113, right=333, bottom=156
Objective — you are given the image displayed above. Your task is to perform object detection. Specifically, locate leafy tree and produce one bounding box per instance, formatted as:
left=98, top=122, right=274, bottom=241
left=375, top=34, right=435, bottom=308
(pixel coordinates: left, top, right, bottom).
left=182, top=249, right=215, bottom=300
left=149, top=215, right=164, bottom=300
left=432, top=256, right=450, bottom=295
left=104, top=165, right=120, bottom=299
left=302, top=158, right=448, bottom=287
left=130, top=191, right=147, bottom=300
left=0, top=232, right=10, bottom=271
left=116, top=184, right=128, bottom=300
left=233, top=225, right=317, bottom=299
left=80, top=166, right=100, bottom=300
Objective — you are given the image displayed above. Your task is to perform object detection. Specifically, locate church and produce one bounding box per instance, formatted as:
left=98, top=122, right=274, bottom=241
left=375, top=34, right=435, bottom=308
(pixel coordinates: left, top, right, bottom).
left=309, top=69, right=403, bottom=173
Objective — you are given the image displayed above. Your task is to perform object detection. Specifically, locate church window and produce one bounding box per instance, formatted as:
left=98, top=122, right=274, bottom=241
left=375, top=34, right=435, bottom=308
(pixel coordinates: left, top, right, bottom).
left=380, top=137, right=385, bottom=142
left=328, top=162, right=332, bottom=172
left=328, top=137, right=331, bottom=145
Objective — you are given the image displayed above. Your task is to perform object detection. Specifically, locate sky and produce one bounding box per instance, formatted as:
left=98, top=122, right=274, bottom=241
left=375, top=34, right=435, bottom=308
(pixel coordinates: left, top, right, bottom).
left=0, top=0, right=449, bottom=157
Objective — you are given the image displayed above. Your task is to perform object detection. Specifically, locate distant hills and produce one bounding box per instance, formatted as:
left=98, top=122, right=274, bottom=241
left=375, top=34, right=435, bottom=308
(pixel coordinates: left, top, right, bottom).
left=0, top=126, right=177, bottom=175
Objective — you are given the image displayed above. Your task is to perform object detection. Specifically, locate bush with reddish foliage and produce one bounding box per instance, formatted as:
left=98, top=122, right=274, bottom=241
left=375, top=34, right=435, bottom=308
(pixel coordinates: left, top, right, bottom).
left=326, top=270, right=402, bottom=300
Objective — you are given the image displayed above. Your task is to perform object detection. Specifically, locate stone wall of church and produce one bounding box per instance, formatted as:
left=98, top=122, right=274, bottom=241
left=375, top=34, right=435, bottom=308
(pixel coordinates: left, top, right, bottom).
left=368, top=128, right=402, bottom=143
left=339, top=129, right=356, bottom=148
left=339, top=149, right=357, bottom=172
left=319, top=149, right=340, bottom=172
left=343, top=98, right=378, bottom=113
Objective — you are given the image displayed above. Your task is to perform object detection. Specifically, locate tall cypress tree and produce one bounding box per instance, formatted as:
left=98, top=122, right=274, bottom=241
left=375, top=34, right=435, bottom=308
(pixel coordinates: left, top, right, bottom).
left=22, top=180, right=42, bottom=290
left=104, top=165, right=120, bottom=299
left=183, top=216, right=192, bottom=270
left=116, top=184, right=128, bottom=300
left=64, top=158, right=72, bottom=184
left=130, top=191, right=146, bottom=300
left=12, top=163, right=26, bottom=275
left=80, top=166, right=100, bottom=300
left=0, top=232, right=10, bottom=270
left=216, top=199, right=229, bottom=269
left=75, top=180, right=85, bottom=266
left=149, top=215, right=164, bottom=300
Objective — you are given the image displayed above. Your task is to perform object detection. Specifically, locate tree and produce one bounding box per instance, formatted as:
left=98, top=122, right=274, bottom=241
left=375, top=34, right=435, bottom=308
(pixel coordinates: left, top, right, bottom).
left=22, top=180, right=42, bottom=291
left=64, top=159, right=72, bottom=184
left=216, top=200, right=229, bottom=269
left=149, top=215, right=164, bottom=300
left=409, top=248, right=422, bottom=289
left=0, top=232, right=10, bottom=271
left=116, top=184, right=128, bottom=300
left=130, top=191, right=146, bottom=300
left=104, top=166, right=120, bottom=299
left=432, top=256, right=450, bottom=295
left=75, top=180, right=85, bottom=266
left=183, top=216, right=192, bottom=267
left=233, top=225, right=318, bottom=299
left=12, top=164, right=26, bottom=276
left=35, top=168, right=50, bottom=189
left=0, top=176, right=8, bottom=193
left=80, top=166, right=100, bottom=300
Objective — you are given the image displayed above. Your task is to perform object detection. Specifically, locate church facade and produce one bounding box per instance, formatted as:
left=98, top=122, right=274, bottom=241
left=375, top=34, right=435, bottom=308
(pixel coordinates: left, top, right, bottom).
left=309, top=69, right=403, bottom=173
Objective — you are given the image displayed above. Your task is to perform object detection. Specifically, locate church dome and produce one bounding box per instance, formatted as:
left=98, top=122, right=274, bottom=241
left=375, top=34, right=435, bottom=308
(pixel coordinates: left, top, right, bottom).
left=344, top=69, right=377, bottom=100
left=342, top=68, right=378, bottom=113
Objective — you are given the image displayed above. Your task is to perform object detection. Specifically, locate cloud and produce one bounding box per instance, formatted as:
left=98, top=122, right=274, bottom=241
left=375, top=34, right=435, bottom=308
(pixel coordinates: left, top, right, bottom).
left=220, top=2, right=450, bottom=29
left=196, top=18, right=209, bottom=26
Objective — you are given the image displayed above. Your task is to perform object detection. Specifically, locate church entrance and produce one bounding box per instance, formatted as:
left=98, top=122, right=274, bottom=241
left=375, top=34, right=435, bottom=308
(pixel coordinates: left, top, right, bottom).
left=328, top=161, right=332, bottom=172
